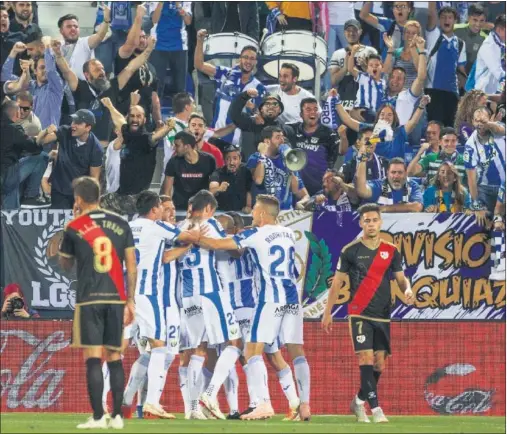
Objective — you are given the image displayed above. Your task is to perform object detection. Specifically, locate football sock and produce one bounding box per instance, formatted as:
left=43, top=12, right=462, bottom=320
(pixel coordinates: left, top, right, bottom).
left=293, top=356, right=311, bottom=404
left=151, top=352, right=175, bottom=406
left=86, top=358, right=104, bottom=420
left=107, top=360, right=125, bottom=418
left=179, top=366, right=190, bottom=414
left=202, top=367, right=213, bottom=393
left=242, top=364, right=258, bottom=408
left=205, top=346, right=241, bottom=400
left=224, top=367, right=239, bottom=414
left=124, top=353, right=150, bottom=406
left=101, top=361, right=110, bottom=406
left=374, top=370, right=382, bottom=387
left=277, top=365, right=300, bottom=409
left=360, top=365, right=379, bottom=409
left=146, top=347, right=168, bottom=405
left=358, top=370, right=382, bottom=402
left=247, top=355, right=270, bottom=404
left=137, top=375, right=148, bottom=406
left=188, top=355, right=205, bottom=411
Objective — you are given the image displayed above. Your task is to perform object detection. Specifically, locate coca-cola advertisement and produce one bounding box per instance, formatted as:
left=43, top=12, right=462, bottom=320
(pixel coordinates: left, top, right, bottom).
left=1, top=320, right=505, bottom=415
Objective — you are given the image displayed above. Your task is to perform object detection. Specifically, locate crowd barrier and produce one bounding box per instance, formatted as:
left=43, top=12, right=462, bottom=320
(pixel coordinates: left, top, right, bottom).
left=1, top=320, right=504, bottom=415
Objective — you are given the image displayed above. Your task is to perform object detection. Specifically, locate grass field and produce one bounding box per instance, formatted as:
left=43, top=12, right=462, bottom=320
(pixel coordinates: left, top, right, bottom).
left=1, top=413, right=505, bottom=433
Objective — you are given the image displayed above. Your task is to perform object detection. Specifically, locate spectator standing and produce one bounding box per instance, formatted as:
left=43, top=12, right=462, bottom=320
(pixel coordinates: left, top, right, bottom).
left=162, top=131, right=216, bottom=210
left=8, top=1, right=37, bottom=33
left=454, top=4, right=487, bottom=75
left=209, top=144, right=253, bottom=213
left=454, top=89, right=487, bottom=147
left=204, top=2, right=260, bottom=39
left=284, top=97, right=339, bottom=196
left=266, top=2, right=312, bottom=32
left=14, top=91, right=41, bottom=137
left=187, top=113, right=225, bottom=168
left=266, top=63, right=316, bottom=124
left=482, top=2, right=504, bottom=31
left=356, top=155, right=423, bottom=212
left=425, top=4, right=467, bottom=126
left=37, top=109, right=103, bottom=209
left=1, top=5, right=25, bottom=73
left=327, top=2, right=356, bottom=55
left=150, top=1, right=192, bottom=96
left=306, top=169, right=356, bottom=212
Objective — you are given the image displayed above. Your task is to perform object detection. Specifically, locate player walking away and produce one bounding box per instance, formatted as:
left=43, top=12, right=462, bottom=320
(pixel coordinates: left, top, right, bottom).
left=322, top=203, right=415, bottom=423
left=197, top=194, right=311, bottom=421
left=58, top=176, right=137, bottom=430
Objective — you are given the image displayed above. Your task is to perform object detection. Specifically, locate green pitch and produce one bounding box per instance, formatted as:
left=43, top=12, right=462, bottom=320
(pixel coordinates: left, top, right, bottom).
left=1, top=413, right=505, bottom=433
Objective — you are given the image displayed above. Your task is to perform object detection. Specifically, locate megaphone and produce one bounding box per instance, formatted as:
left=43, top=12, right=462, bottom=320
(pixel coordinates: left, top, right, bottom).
left=283, top=147, right=308, bottom=172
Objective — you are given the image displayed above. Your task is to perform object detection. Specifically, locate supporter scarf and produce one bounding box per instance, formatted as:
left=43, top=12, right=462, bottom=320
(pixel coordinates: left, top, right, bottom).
left=266, top=8, right=281, bottom=35
left=439, top=151, right=459, bottom=165
left=321, top=96, right=338, bottom=129
left=436, top=189, right=456, bottom=212
left=373, top=120, right=393, bottom=142
left=378, top=179, right=411, bottom=205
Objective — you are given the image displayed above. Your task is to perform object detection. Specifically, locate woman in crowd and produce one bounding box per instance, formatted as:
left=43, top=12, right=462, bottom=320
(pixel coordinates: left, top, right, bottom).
left=454, top=89, right=488, bottom=149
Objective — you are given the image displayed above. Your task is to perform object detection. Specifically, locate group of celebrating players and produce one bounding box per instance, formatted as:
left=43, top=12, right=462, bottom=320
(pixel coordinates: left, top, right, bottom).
left=58, top=174, right=414, bottom=430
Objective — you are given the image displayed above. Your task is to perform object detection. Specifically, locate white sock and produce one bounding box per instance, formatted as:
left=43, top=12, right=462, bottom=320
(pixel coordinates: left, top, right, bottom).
left=293, top=356, right=310, bottom=404
left=205, top=346, right=241, bottom=401
left=179, top=366, right=190, bottom=414
left=146, top=347, right=168, bottom=405
left=202, top=367, right=213, bottom=393
left=243, top=364, right=258, bottom=408
left=355, top=395, right=365, bottom=406
left=151, top=352, right=175, bottom=406
left=123, top=353, right=150, bottom=406
left=277, top=366, right=300, bottom=409
left=247, top=355, right=270, bottom=404
left=224, top=367, right=239, bottom=414
left=188, top=355, right=205, bottom=411
left=102, top=361, right=110, bottom=406
left=137, top=375, right=148, bottom=407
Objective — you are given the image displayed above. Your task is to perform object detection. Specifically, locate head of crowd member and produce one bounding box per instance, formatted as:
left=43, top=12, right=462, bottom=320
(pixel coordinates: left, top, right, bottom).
left=438, top=6, right=458, bottom=36
left=366, top=54, right=383, bottom=81
left=0, top=6, right=9, bottom=33
left=160, top=195, right=176, bottom=224
left=388, top=66, right=406, bottom=95
left=386, top=157, right=408, bottom=191
left=343, top=19, right=362, bottom=46
left=13, top=1, right=32, bottom=24
left=16, top=91, right=33, bottom=120
left=58, top=14, right=80, bottom=44
left=238, top=45, right=258, bottom=74
left=467, top=4, right=486, bottom=34
left=374, top=103, right=400, bottom=131
left=188, top=113, right=207, bottom=145
left=279, top=63, right=299, bottom=93
left=136, top=190, right=163, bottom=219
left=358, top=203, right=382, bottom=238
left=134, top=30, right=148, bottom=54
left=172, top=92, right=195, bottom=117
left=472, top=106, right=493, bottom=138
left=70, top=109, right=95, bottom=140
left=392, top=1, right=412, bottom=25
left=251, top=194, right=280, bottom=227
left=356, top=126, right=375, bottom=152
left=127, top=105, right=146, bottom=133
left=173, top=130, right=197, bottom=157
left=454, top=89, right=487, bottom=133
left=425, top=120, right=443, bottom=150
left=25, top=28, right=44, bottom=58
left=439, top=127, right=459, bottom=156
left=260, top=125, right=285, bottom=153
left=189, top=189, right=218, bottom=220
left=224, top=144, right=242, bottom=174
left=259, top=95, right=284, bottom=121
left=83, top=59, right=110, bottom=92
left=322, top=169, right=345, bottom=198
left=216, top=213, right=235, bottom=235
left=403, top=20, right=421, bottom=45
left=494, top=14, right=506, bottom=42
left=2, top=99, right=21, bottom=123
left=225, top=211, right=245, bottom=234
left=300, top=97, right=320, bottom=128
left=33, top=56, right=48, bottom=85
left=72, top=176, right=100, bottom=212
left=432, top=161, right=466, bottom=210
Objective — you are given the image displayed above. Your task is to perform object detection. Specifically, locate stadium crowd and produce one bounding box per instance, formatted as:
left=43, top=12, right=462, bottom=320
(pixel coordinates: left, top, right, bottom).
left=0, top=1, right=505, bottom=224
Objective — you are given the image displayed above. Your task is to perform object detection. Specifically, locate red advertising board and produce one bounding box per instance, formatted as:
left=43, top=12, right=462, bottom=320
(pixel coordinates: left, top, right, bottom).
left=1, top=320, right=504, bottom=415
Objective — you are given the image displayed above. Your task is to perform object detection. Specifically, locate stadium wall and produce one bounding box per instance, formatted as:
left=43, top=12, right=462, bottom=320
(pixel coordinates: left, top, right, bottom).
left=1, top=320, right=504, bottom=416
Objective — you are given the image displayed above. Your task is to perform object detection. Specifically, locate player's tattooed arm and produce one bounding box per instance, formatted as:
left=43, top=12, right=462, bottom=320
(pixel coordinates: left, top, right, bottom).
left=124, top=248, right=137, bottom=302
left=322, top=271, right=348, bottom=333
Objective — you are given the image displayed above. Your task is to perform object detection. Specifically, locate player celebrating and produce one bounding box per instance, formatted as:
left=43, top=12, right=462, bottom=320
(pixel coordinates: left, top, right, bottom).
left=59, top=177, right=137, bottom=430
left=197, top=194, right=311, bottom=421
left=322, top=203, right=415, bottom=423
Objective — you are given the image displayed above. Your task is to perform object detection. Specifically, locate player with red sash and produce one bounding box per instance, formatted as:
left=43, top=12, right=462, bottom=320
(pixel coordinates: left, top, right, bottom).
left=322, top=203, right=414, bottom=423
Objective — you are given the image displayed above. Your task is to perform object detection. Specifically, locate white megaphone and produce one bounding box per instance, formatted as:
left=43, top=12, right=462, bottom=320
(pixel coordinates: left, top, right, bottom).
left=282, top=146, right=307, bottom=172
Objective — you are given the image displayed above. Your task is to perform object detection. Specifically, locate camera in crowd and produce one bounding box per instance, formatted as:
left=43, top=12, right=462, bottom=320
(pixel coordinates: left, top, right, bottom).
left=5, top=296, right=25, bottom=314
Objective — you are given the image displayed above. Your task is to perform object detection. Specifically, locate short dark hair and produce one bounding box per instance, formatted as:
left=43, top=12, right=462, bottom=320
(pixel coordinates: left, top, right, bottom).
left=174, top=131, right=197, bottom=148
left=357, top=203, right=381, bottom=218
left=439, top=127, right=458, bottom=139
left=367, top=54, right=382, bottom=64
left=300, top=97, right=319, bottom=112
left=16, top=91, right=33, bottom=103
left=172, top=92, right=193, bottom=114
left=260, top=125, right=283, bottom=141
left=388, top=157, right=406, bottom=169
left=58, top=14, right=78, bottom=28
left=0, top=5, right=7, bottom=12
left=189, top=113, right=207, bottom=125
left=160, top=195, right=172, bottom=204
left=34, top=56, right=44, bottom=70
left=136, top=190, right=160, bottom=216
left=427, top=120, right=444, bottom=131
left=438, top=6, right=458, bottom=20
left=72, top=176, right=100, bottom=204
left=256, top=194, right=280, bottom=218
left=225, top=211, right=245, bottom=230
left=2, top=99, right=19, bottom=119
left=191, top=190, right=218, bottom=212
left=280, top=62, right=300, bottom=79
left=468, top=3, right=485, bottom=18
left=495, top=14, right=506, bottom=29
left=358, top=126, right=374, bottom=141
left=392, top=66, right=407, bottom=77
left=240, top=45, right=258, bottom=56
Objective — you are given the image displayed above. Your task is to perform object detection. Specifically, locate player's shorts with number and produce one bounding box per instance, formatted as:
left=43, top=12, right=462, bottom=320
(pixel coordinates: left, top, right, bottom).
left=234, top=307, right=254, bottom=342
left=180, top=292, right=241, bottom=348
left=165, top=304, right=181, bottom=354
left=349, top=316, right=391, bottom=355
left=248, top=301, right=303, bottom=346
left=135, top=294, right=166, bottom=342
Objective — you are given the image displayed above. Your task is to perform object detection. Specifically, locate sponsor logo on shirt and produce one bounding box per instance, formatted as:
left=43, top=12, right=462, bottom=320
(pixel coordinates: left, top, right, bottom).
left=184, top=305, right=203, bottom=317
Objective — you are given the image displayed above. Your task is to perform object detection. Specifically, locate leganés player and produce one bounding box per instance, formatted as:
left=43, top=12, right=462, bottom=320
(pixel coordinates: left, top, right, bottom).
left=321, top=203, right=414, bottom=423
left=59, top=176, right=137, bottom=430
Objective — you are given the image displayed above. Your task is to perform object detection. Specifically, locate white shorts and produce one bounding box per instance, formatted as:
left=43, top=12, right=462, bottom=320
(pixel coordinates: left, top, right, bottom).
left=247, top=302, right=304, bottom=346
left=180, top=292, right=241, bottom=349
left=135, top=295, right=166, bottom=342
left=165, top=304, right=181, bottom=355
left=234, top=307, right=255, bottom=342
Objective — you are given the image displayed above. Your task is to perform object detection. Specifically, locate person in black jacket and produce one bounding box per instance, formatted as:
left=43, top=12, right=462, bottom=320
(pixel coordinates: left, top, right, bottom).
left=1, top=99, right=54, bottom=209
left=228, top=90, right=289, bottom=159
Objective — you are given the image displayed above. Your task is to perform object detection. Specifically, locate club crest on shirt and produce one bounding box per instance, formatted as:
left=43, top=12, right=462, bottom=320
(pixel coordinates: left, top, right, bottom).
left=380, top=251, right=389, bottom=260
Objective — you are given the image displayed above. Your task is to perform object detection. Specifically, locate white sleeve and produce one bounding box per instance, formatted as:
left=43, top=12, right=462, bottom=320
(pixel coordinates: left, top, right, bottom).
left=425, top=27, right=441, bottom=53
left=478, top=41, right=505, bottom=82
left=155, top=221, right=181, bottom=244
left=43, top=161, right=53, bottom=179
left=329, top=49, right=345, bottom=69
left=233, top=228, right=260, bottom=249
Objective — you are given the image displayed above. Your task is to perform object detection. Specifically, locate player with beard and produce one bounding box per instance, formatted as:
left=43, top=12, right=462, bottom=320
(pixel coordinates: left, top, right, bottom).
left=101, top=95, right=176, bottom=195
left=194, top=29, right=266, bottom=145
left=55, top=36, right=156, bottom=146
left=188, top=113, right=224, bottom=168
left=322, top=203, right=414, bottom=424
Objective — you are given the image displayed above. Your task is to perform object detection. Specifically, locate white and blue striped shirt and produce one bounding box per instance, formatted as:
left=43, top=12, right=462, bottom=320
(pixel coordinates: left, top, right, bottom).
left=464, top=129, right=506, bottom=187
left=130, top=218, right=181, bottom=297
left=216, top=250, right=256, bottom=309
left=233, top=225, right=298, bottom=305
left=177, top=217, right=225, bottom=298
left=354, top=72, right=387, bottom=111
